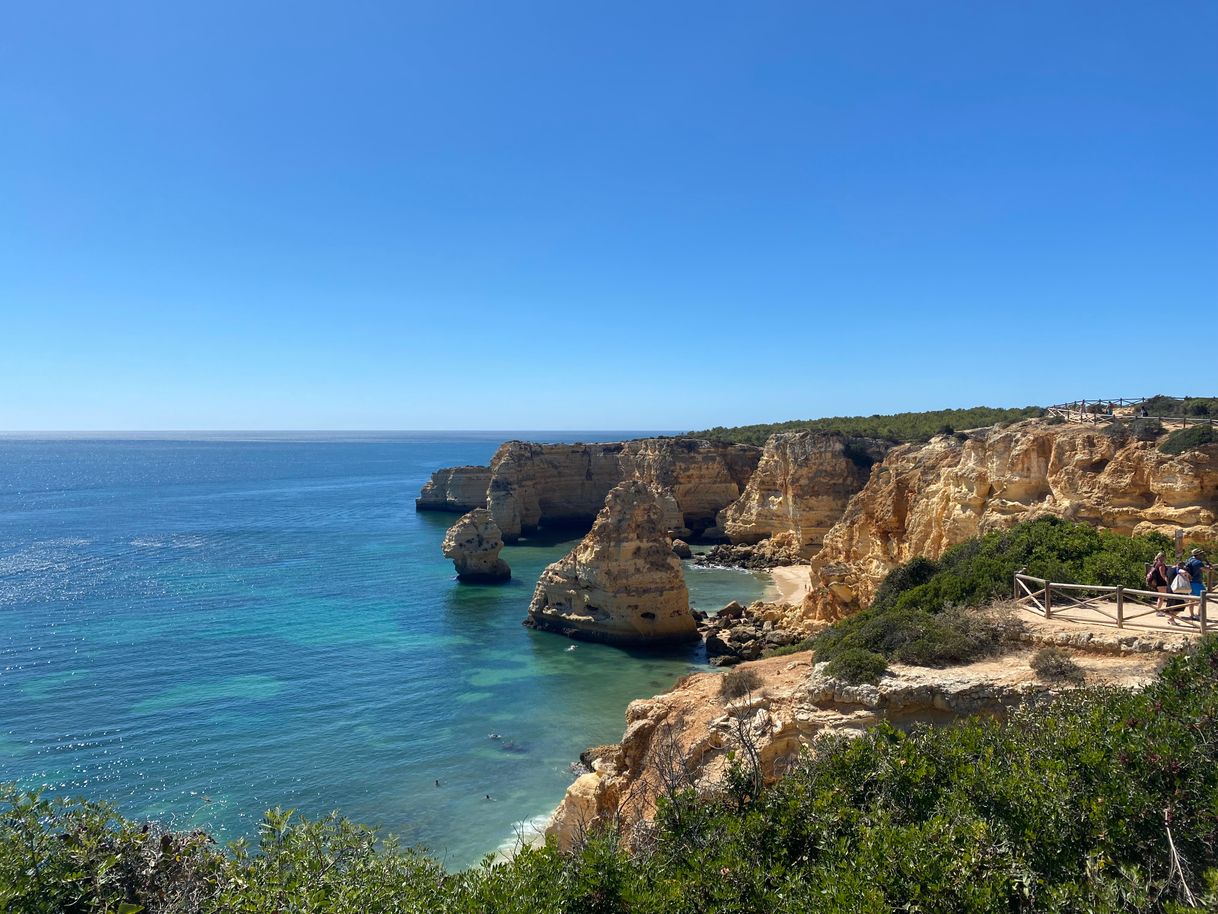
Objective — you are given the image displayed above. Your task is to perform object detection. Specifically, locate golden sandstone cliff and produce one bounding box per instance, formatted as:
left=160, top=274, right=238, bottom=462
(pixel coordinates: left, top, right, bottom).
left=417, top=438, right=761, bottom=542
left=440, top=508, right=511, bottom=583
left=792, top=419, right=1218, bottom=628
left=546, top=635, right=1170, bottom=852
left=526, top=481, right=697, bottom=645
left=421, top=419, right=1218, bottom=638
left=718, top=432, right=890, bottom=556
left=415, top=466, right=492, bottom=512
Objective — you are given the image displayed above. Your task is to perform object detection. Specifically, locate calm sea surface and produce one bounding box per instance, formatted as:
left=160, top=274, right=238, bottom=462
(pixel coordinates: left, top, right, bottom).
left=0, top=433, right=768, bottom=867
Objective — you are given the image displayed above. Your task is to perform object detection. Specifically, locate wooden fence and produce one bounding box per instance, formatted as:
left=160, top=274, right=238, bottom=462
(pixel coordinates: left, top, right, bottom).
left=1046, top=398, right=1217, bottom=429
left=1014, top=571, right=1209, bottom=634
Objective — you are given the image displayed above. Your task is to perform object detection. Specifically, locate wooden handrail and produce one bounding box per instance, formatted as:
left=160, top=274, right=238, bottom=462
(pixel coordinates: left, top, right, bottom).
left=1013, top=571, right=1207, bottom=631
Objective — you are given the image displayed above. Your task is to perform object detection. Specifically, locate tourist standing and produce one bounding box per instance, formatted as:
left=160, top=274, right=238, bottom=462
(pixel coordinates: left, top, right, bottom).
left=1185, top=548, right=1211, bottom=599
left=1148, top=552, right=1171, bottom=612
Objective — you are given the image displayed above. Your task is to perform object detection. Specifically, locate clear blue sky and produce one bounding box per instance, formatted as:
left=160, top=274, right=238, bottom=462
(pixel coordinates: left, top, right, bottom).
left=2, top=2, right=1215, bottom=430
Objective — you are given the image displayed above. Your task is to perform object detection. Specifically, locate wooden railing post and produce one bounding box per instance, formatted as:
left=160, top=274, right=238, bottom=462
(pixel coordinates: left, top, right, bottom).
left=1116, top=586, right=1124, bottom=628
left=1044, top=582, right=1052, bottom=619
left=1201, top=591, right=1208, bottom=636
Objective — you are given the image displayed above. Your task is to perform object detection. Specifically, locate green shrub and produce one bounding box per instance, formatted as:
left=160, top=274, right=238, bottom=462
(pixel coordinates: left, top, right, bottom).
left=688, top=406, right=1045, bottom=446
left=765, top=636, right=815, bottom=658
left=816, top=605, right=1016, bottom=670
left=824, top=647, right=888, bottom=684
left=719, top=667, right=761, bottom=700
left=1142, top=394, right=1218, bottom=418
left=1160, top=424, right=1218, bottom=455
left=1030, top=647, right=1085, bottom=684
left=816, top=519, right=1167, bottom=672
left=5, top=638, right=1218, bottom=912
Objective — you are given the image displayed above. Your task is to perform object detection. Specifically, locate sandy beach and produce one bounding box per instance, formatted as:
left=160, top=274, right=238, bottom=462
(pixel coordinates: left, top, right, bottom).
left=770, top=564, right=812, bottom=604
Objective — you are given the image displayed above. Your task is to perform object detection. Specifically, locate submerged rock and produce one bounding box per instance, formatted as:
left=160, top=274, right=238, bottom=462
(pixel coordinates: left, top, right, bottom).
left=441, top=509, right=511, bottom=583
left=525, top=481, right=697, bottom=645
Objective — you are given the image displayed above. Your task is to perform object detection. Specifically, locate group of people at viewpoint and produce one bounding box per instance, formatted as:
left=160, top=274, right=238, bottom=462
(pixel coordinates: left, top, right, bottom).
left=1147, top=548, right=1212, bottom=624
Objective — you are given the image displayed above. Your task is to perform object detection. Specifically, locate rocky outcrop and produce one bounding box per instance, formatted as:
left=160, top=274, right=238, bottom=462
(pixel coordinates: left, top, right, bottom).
left=441, top=509, right=511, bottom=583
left=486, top=438, right=761, bottom=542
left=546, top=643, right=1166, bottom=852
left=416, top=466, right=491, bottom=512
left=700, top=600, right=803, bottom=666
left=525, top=481, right=697, bottom=644
left=693, top=531, right=805, bottom=570
left=719, top=432, right=890, bottom=555
left=794, top=420, right=1218, bottom=627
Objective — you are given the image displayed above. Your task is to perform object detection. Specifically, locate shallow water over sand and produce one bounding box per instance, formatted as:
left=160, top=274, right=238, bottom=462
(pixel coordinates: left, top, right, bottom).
left=0, top=433, right=768, bottom=867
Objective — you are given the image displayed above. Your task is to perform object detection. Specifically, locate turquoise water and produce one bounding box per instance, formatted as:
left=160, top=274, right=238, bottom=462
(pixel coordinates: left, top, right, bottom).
left=0, top=433, right=768, bottom=867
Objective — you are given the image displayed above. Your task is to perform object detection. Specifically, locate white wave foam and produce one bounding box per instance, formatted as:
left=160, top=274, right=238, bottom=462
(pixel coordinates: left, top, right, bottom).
left=492, top=811, right=554, bottom=862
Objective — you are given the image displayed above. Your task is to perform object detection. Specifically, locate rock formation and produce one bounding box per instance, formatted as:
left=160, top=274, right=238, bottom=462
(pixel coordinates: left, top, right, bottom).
left=693, top=530, right=805, bottom=570
left=525, top=481, right=697, bottom=644
left=700, top=600, right=803, bottom=666
left=719, top=432, right=890, bottom=556
left=440, top=509, right=511, bottom=583
left=546, top=637, right=1169, bottom=852
left=792, top=419, right=1218, bottom=627
left=416, top=466, right=491, bottom=513
left=480, top=438, right=761, bottom=542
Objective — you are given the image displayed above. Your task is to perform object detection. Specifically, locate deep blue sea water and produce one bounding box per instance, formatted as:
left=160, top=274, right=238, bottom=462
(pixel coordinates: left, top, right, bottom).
left=0, top=433, right=769, bottom=867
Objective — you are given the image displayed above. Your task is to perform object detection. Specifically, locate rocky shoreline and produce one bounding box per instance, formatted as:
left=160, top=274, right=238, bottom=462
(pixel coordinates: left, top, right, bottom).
left=415, top=418, right=1218, bottom=859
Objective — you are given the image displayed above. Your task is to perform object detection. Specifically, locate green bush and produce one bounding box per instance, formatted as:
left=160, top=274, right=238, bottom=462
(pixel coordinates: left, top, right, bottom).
left=1141, top=394, right=1218, bottom=418
left=719, top=667, right=761, bottom=700
left=815, top=519, right=1169, bottom=672
left=816, top=605, right=1016, bottom=670
left=1030, top=647, right=1085, bottom=684
left=1160, top=425, right=1218, bottom=455
left=765, top=637, right=815, bottom=658
left=824, top=647, right=887, bottom=684
left=6, top=638, right=1218, bottom=912
left=688, top=406, right=1045, bottom=447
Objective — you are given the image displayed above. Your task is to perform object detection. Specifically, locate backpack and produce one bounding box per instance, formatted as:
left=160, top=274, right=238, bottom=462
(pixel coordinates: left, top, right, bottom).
left=1146, top=567, right=1159, bottom=587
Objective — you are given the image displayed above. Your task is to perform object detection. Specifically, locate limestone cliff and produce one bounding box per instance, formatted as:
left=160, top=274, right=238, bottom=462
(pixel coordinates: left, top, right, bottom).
left=441, top=508, right=510, bottom=583
left=487, top=438, right=761, bottom=542
left=719, top=432, right=890, bottom=556
left=416, top=466, right=491, bottom=513
left=792, top=419, right=1218, bottom=627
left=547, top=639, right=1166, bottom=852
left=525, top=481, right=697, bottom=644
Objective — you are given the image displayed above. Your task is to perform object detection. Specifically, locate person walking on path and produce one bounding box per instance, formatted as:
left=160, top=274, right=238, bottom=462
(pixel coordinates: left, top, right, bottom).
left=1148, top=551, right=1172, bottom=612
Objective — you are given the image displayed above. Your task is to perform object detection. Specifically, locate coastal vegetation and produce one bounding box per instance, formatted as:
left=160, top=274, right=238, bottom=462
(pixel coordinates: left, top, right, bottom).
left=1161, top=425, right=1218, bottom=455
left=4, top=637, right=1217, bottom=912
left=812, top=518, right=1174, bottom=680
left=687, top=405, right=1044, bottom=446
left=1141, top=395, right=1218, bottom=418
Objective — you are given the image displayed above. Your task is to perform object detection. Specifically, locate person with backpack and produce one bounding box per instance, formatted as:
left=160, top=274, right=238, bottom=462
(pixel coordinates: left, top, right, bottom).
left=1147, top=552, right=1172, bottom=612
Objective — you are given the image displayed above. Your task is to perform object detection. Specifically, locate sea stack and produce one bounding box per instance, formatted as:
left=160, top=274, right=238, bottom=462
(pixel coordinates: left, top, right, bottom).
left=525, top=481, right=697, bottom=644
left=441, top=509, right=511, bottom=583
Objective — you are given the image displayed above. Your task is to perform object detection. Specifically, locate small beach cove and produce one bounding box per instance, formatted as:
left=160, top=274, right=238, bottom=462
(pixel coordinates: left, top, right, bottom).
left=0, top=433, right=772, bottom=869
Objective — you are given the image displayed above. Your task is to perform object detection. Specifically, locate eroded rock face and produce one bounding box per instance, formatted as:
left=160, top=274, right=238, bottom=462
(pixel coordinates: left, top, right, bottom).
left=416, top=466, right=492, bottom=513
left=720, top=432, right=890, bottom=555
left=441, top=509, right=511, bottom=583
left=487, top=438, right=761, bottom=542
left=793, top=420, right=1218, bottom=626
left=525, top=481, right=696, bottom=644
left=545, top=645, right=1166, bottom=852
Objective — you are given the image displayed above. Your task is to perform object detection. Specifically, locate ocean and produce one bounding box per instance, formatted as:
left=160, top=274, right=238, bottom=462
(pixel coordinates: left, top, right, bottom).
left=0, top=432, right=769, bottom=867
